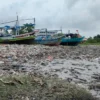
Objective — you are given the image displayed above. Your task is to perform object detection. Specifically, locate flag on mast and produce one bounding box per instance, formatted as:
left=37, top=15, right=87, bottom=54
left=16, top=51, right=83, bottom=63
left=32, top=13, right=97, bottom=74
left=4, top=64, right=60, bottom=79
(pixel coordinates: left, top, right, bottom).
left=76, top=30, right=79, bottom=34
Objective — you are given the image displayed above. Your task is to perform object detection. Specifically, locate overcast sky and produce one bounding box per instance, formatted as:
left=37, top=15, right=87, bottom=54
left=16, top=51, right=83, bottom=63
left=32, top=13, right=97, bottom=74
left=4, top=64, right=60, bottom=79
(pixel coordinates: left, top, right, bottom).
left=0, top=0, right=100, bottom=37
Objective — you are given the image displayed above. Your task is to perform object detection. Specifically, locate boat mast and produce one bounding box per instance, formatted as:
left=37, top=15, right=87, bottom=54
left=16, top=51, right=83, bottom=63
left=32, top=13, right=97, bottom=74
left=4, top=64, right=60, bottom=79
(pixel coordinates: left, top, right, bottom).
left=68, top=30, right=70, bottom=34
left=60, top=26, right=62, bottom=33
left=46, top=28, right=47, bottom=36
left=34, top=18, right=35, bottom=29
left=16, top=13, right=19, bottom=35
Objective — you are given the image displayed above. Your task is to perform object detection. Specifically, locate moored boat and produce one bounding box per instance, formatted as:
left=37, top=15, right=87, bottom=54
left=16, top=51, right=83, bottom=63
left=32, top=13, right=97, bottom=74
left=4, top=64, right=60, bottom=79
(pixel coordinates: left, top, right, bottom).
left=61, top=31, right=85, bottom=46
left=34, top=35, right=62, bottom=46
left=0, top=33, right=35, bottom=44
left=0, top=16, right=35, bottom=44
left=34, top=29, right=64, bottom=46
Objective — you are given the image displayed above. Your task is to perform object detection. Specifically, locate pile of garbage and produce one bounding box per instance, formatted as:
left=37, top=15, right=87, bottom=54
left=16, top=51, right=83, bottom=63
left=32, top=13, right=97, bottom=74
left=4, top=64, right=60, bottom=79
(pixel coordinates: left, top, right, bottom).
left=0, top=45, right=100, bottom=99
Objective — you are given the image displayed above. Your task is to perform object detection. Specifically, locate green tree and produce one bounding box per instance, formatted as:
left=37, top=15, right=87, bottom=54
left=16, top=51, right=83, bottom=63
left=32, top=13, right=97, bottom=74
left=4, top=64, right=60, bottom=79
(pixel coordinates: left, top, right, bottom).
left=19, top=23, right=34, bottom=34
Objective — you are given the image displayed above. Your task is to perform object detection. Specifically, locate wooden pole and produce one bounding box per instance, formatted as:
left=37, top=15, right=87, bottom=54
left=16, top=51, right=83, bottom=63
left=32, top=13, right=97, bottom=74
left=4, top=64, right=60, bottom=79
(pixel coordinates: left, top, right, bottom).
left=34, top=18, right=35, bottom=29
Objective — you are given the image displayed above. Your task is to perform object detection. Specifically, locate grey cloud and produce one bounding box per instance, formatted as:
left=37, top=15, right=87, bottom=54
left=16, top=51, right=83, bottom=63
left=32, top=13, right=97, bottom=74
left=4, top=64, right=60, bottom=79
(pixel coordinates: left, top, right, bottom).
left=65, top=0, right=80, bottom=9
left=0, top=0, right=100, bottom=37
left=88, top=2, right=100, bottom=21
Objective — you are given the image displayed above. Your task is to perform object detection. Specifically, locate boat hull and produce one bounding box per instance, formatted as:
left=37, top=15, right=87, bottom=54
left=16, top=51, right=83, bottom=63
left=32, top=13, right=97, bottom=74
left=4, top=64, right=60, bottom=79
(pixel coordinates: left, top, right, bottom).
left=0, top=36, right=35, bottom=44
left=34, top=38, right=61, bottom=46
left=61, top=37, right=84, bottom=46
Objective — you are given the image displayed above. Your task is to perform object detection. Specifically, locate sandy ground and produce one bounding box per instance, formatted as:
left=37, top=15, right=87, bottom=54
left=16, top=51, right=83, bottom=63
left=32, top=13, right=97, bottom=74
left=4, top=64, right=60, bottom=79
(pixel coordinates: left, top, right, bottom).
left=0, top=45, right=100, bottom=98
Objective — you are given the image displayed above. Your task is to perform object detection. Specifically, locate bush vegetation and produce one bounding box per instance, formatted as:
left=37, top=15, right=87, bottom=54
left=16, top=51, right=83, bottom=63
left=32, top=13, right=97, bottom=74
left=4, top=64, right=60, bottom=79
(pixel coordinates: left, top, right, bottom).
left=83, top=34, right=100, bottom=45
left=0, top=74, right=97, bottom=100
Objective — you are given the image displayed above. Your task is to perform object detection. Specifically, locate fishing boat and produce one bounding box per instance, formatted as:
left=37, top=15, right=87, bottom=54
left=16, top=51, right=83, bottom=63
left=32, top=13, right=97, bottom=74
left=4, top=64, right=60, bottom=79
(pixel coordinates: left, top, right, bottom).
left=34, top=29, right=64, bottom=46
left=0, top=16, right=35, bottom=44
left=0, top=32, right=35, bottom=44
left=61, top=30, right=85, bottom=46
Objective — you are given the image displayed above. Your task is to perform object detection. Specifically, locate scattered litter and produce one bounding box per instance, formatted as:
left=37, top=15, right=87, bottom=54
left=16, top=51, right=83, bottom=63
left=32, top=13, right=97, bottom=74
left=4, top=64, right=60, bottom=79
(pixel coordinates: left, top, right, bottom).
left=0, top=61, right=4, bottom=64
left=47, top=56, right=53, bottom=61
left=0, top=45, right=99, bottom=98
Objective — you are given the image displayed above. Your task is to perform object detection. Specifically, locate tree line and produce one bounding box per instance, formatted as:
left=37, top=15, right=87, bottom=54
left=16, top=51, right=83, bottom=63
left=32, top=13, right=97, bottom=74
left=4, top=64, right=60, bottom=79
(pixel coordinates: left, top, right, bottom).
left=85, top=34, right=100, bottom=43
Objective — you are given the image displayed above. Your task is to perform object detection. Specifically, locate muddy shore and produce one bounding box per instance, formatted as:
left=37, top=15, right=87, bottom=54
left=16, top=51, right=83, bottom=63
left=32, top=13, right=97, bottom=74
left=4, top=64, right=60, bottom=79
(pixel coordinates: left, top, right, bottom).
left=0, top=45, right=100, bottom=99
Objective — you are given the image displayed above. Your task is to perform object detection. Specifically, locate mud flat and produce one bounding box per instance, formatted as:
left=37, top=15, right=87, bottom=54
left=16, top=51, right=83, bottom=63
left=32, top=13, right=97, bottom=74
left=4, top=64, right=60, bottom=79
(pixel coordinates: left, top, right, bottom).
left=0, top=45, right=100, bottom=99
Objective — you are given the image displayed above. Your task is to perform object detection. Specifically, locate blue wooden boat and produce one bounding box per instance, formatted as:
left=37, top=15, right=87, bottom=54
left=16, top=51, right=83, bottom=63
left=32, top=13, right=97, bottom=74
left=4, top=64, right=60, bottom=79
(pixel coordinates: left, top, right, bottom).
left=34, top=35, right=62, bottom=46
left=61, top=33, right=85, bottom=46
left=34, top=29, right=64, bottom=46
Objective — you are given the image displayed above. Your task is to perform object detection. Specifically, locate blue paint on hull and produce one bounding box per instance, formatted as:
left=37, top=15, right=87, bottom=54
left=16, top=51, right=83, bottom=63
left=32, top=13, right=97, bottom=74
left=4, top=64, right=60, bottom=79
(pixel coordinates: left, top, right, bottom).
left=34, top=38, right=61, bottom=45
left=61, top=36, right=84, bottom=46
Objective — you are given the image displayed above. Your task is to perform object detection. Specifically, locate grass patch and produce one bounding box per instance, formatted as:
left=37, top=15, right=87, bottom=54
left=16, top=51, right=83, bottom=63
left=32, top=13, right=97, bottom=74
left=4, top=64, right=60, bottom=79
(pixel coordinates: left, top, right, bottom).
left=80, top=42, right=100, bottom=45
left=0, top=74, right=97, bottom=100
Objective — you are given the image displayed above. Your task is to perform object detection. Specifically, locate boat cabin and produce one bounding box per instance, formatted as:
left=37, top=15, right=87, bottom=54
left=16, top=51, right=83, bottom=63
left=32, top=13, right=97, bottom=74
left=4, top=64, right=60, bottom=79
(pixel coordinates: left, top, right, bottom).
left=66, top=33, right=82, bottom=38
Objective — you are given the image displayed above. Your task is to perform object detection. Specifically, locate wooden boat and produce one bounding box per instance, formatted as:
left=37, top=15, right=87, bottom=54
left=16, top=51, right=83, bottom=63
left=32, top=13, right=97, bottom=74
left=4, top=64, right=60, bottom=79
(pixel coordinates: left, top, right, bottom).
left=0, top=26, right=35, bottom=44
left=0, top=16, right=35, bottom=44
left=61, top=32, right=85, bottom=46
left=34, top=35, right=62, bottom=46
left=0, top=33, right=35, bottom=44
left=34, top=29, right=64, bottom=46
